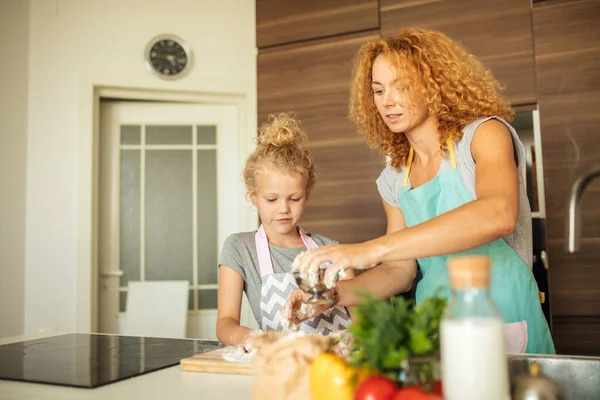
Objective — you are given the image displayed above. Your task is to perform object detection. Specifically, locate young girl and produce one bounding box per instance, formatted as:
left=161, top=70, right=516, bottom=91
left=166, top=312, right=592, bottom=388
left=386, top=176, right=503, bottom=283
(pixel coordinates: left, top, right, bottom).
left=216, top=113, right=352, bottom=347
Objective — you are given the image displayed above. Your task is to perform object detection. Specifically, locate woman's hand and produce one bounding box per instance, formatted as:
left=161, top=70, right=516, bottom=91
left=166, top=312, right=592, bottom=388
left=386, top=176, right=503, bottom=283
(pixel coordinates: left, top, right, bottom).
left=292, top=243, right=382, bottom=288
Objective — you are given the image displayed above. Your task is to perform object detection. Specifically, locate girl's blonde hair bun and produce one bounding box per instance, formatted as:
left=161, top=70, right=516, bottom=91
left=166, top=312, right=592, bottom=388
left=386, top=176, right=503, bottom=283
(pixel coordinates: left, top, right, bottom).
left=257, top=113, right=308, bottom=148
left=243, top=113, right=316, bottom=195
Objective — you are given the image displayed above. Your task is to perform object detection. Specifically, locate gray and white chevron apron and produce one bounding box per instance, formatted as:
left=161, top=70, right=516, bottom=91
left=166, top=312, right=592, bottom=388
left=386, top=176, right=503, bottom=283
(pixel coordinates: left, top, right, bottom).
left=255, top=225, right=351, bottom=334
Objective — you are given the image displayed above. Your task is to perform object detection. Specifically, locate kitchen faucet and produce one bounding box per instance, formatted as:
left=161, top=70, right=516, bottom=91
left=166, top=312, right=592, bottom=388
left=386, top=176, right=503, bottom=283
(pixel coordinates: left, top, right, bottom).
left=566, top=164, right=600, bottom=252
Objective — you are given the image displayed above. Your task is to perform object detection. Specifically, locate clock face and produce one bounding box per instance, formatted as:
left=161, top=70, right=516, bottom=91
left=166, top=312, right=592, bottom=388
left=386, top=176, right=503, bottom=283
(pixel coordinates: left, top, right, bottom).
left=145, top=36, right=191, bottom=78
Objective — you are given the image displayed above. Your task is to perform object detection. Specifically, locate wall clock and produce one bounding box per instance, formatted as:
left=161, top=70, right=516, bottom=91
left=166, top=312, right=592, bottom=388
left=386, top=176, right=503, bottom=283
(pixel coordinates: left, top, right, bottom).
left=144, top=34, right=192, bottom=79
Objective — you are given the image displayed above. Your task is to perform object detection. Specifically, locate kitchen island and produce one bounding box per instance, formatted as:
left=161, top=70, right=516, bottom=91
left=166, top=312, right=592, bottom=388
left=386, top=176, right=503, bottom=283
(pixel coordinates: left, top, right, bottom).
left=0, top=332, right=253, bottom=400
left=4, top=333, right=599, bottom=399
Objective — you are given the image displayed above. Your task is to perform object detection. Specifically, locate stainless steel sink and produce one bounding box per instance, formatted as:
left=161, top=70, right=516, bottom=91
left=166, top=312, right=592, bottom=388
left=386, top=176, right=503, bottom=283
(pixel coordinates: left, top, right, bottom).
left=508, top=354, right=600, bottom=399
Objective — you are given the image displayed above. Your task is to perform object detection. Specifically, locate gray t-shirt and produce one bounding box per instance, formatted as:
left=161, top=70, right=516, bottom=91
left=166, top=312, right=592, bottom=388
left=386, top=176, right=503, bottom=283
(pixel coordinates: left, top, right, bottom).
left=376, top=116, right=533, bottom=268
left=219, top=231, right=337, bottom=325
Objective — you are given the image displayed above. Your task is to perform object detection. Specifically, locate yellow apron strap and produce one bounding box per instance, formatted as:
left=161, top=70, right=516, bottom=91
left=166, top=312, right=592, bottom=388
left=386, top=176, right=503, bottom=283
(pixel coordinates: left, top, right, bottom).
left=447, top=138, right=457, bottom=169
left=402, top=147, right=414, bottom=187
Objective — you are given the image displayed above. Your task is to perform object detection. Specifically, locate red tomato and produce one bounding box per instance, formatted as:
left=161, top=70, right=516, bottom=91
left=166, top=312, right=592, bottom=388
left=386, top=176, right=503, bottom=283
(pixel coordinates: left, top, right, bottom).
left=354, top=376, right=398, bottom=400
left=393, top=381, right=444, bottom=400
left=393, top=387, right=432, bottom=400
left=417, top=380, right=443, bottom=396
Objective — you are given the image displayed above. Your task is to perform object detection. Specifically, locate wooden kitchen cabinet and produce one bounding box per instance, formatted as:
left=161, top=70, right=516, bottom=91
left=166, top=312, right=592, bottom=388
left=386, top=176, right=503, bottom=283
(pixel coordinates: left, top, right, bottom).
left=256, top=0, right=379, bottom=49
left=257, top=31, right=388, bottom=244
left=552, top=316, right=600, bottom=356
left=380, top=0, right=537, bottom=106
left=533, top=0, right=600, bottom=355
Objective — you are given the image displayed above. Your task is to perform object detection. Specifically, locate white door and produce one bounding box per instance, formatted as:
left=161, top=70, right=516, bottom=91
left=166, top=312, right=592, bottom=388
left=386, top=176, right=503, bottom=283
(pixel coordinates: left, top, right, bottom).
left=98, top=101, right=256, bottom=339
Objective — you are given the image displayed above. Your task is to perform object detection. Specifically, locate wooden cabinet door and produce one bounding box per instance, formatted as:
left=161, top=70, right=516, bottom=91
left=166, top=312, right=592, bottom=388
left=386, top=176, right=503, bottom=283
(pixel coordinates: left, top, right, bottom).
left=257, top=32, right=388, bottom=244
left=380, top=0, right=537, bottom=106
left=256, top=0, right=379, bottom=49
left=533, top=0, right=600, bottom=355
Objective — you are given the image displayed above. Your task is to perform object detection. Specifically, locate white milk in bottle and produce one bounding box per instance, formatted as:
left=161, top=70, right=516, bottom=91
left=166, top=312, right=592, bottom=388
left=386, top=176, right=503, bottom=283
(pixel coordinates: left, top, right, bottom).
left=440, top=255, right=509, bottom=400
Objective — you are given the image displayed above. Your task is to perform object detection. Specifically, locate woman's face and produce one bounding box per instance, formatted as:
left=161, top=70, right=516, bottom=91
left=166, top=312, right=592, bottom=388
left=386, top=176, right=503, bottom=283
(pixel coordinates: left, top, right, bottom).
left=371, top=54, right=429, bottom=134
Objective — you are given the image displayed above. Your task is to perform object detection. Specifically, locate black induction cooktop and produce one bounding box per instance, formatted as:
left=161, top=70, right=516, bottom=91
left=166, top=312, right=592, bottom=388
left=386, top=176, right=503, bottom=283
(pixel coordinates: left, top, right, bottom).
left=0, top=333, right=222, bottom=388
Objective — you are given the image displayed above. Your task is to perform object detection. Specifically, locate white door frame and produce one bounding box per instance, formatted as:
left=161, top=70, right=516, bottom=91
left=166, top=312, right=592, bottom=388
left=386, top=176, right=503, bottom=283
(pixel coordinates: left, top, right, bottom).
left=76, top=84, right=258, bottom=334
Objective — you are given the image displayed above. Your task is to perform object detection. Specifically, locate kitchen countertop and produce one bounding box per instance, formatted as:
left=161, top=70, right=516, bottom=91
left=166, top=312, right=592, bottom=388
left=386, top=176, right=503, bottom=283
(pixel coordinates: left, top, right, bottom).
left=0, top=332, right=253, bottom=400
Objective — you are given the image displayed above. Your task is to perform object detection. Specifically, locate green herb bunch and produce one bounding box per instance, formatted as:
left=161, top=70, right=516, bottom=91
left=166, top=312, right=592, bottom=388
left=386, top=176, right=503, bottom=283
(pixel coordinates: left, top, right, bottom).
left=348, top=292, right=447, bottom=379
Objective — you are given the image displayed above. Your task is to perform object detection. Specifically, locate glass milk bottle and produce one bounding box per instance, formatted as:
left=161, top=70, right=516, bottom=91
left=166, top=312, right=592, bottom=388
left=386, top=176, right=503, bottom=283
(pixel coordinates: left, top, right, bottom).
left=440, top=255, right=509, bottom=400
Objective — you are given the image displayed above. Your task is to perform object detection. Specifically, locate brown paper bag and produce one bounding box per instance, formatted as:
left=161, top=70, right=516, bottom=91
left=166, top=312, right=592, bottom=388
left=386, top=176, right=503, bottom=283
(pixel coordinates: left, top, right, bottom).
left=251, top=333, right=335, bottom=400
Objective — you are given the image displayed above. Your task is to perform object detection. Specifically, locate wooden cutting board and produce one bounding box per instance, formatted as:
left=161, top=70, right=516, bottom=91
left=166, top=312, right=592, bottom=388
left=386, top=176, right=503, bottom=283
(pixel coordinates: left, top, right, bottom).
left=180, top=348, right=254, bottom=375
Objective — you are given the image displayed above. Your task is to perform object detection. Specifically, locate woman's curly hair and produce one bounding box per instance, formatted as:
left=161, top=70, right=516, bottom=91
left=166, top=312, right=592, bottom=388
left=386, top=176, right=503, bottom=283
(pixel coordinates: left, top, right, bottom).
left=349, top=28, right=515, bottom=170
left=244, top=113, right=316, bottom=195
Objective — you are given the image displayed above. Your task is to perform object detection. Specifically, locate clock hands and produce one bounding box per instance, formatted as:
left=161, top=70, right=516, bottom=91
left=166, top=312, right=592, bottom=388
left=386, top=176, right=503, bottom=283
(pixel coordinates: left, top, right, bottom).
left=152, top=54, right=180, bottom=66
left=165, top=54, right=177, bottom=66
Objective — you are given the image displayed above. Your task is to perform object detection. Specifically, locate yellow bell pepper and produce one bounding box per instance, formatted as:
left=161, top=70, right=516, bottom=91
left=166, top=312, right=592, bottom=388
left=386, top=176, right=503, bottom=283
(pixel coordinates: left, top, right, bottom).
left=309, top=353, right=374, bottom=400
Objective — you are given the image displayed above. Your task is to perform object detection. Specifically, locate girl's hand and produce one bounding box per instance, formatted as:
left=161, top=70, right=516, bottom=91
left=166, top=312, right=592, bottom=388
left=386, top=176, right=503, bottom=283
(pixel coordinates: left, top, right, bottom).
left=280, top=288, right=336, bottom=328
left=242, top=329, right=264, bottom=352
left=292, top=243, right=382, bottom=288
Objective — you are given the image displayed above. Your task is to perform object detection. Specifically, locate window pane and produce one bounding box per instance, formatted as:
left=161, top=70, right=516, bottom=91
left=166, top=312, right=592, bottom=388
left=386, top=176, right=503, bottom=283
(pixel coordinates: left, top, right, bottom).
left=121, top=125, right=140, bottom=145
left=146, top=125, right=192, bottom=145
left=119, top=291, right=127, bottom=312
left=198, top=289, right=218, bottom=310
left=197, top=125, right=216, bottom=145
left=188, top=289, right=194, bottom=311
left=145, top=150, right=193, bottom=282
left=197, top=149, right=218, bottom=284
left=120, top=150, right=141, bottom=285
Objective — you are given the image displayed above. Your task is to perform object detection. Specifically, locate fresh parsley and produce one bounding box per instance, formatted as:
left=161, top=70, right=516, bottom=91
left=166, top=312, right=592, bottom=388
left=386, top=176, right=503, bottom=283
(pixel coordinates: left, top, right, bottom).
left=348, top=291, right=447, bottom=380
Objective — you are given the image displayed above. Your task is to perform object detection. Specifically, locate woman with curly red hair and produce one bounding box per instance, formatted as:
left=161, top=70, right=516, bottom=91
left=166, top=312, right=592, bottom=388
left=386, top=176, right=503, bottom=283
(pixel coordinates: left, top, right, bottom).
left=286, top=28, right=555, bottom=354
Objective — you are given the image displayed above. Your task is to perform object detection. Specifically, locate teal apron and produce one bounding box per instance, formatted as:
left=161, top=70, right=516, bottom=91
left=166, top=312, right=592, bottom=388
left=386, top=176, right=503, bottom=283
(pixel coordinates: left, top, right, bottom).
left=399, top=139, right=555, bottom=354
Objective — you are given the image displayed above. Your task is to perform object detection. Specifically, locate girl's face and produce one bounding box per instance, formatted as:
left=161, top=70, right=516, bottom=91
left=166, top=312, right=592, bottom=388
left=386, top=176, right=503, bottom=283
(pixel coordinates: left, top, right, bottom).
left=371, top=54, right=430, bottom=134
left=250, top=168, right=308, bottom=238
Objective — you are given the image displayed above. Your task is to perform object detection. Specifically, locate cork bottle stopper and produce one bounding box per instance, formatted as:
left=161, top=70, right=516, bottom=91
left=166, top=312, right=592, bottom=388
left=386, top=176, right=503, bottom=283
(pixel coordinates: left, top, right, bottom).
left=447, top=255, right=491, bottom=290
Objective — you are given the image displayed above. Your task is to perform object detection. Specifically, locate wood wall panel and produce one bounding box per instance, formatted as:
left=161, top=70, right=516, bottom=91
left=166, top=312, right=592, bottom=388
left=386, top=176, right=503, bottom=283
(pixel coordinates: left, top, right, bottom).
left=533, top=0, right=600, bottom=355
left=256, top=0, right=379, bottom=48
left=552, top=316, right=600, bottom=356
left=380, top=0, right=537, bottom=105
left=547, top=238, right=600, bottom=316
left=532, top=0, right=600, bottom=55
left=257, top=32, right=388, bottom=243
